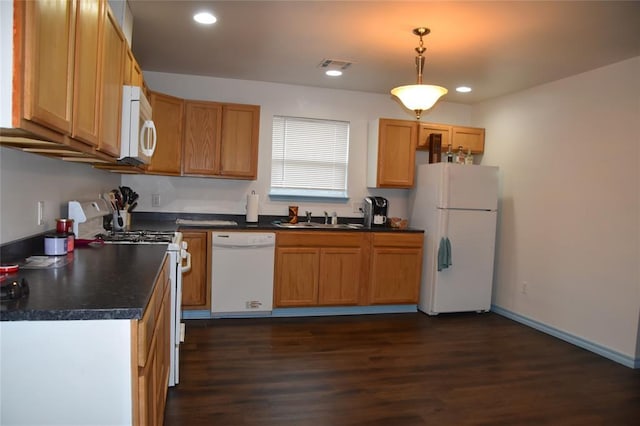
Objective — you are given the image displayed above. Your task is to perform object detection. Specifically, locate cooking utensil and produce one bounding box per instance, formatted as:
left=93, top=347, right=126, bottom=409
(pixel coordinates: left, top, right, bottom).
left=127, top=202, right=138, bottom=213
left=117, top=210, right=124, bottom=228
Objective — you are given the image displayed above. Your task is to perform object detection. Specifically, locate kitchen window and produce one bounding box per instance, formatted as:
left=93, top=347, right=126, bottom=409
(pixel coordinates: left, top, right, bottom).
left=270, top=116, right=350, bottom=199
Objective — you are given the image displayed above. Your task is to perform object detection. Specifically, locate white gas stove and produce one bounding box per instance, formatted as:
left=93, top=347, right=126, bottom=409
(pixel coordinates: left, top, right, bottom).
left=68, top=199, right=190, bottom=387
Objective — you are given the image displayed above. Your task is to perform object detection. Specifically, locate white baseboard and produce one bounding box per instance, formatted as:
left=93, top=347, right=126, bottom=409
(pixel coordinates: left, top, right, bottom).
left=491, top=305, right=639, bottom=369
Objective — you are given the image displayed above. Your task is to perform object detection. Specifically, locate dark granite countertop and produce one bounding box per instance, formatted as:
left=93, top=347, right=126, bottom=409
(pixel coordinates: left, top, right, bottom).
left=0, top=244, right=167, bottom=321
left=130, top=212, right=424, bottom=233
left=0, top=211, right=422, bottom=323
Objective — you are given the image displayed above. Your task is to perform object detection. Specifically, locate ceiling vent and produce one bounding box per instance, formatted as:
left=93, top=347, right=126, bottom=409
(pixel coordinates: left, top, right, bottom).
left=318, top=59, right=353, bottom=71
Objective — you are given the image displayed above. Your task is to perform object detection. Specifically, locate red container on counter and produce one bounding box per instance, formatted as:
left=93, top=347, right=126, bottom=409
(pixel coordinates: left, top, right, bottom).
left=56, top=218, right=75, bottom=252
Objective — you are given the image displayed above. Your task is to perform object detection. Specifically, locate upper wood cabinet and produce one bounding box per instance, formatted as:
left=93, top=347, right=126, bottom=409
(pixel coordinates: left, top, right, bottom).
left=367, top=118, right=418, bottom=188
left=183, top=101, right=222, bottom=176
left=451, top=126, right=485, bottom=154
left=147, top=91, right=184, bottom=175
left=417, top=122, right=485, bottom=154
left=22, top=0, right=76, bottom=135
left=183, top=101, right=260, bottom=179
left=123, top=46, right=143, bottom=87
left=149, top=93, right=260, bottom=179
left=96, top=5, right=124, bottom=157
left=417, top=122, right=451, bottom=152
left=219, top=103, right=260, bottom=179
left=3, top=0, right=131, bottom=164
left=71, top=0, right=103, bottom=147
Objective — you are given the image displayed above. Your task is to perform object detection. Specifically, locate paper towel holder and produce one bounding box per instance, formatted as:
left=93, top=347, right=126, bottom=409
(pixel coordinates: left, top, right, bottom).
left=246, top=190, right=259, bottom=223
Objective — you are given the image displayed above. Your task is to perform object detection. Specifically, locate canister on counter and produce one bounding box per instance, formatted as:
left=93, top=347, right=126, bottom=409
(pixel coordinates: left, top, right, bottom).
left=44, top=233, right=68, bottom=256
left=288, top=206, right=298, bottom=224
left=56, top=218, right=70, bottom=233
left=56, top=218, right=75, bottom=252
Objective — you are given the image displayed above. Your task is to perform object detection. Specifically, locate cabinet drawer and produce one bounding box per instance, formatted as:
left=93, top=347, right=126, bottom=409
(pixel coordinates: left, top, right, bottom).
left=371, top=232, right=424, bottom=248
left=276, top=231, right=364, bottom=247
left=137, top=258, right=169, bottom=367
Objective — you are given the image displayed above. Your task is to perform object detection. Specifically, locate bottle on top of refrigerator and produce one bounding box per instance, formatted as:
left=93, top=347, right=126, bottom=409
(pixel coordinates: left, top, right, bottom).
left=445, top=144, right=454, bottom=163
left=456, top=146, right=466, bottom=164
left=465, top=148, right=474, bottom=165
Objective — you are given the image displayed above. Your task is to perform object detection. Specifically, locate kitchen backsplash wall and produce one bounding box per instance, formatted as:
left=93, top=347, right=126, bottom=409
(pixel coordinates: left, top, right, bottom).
left=123, top=71, right=473, bottom=221
left=0, top=147, right=120, bottom=244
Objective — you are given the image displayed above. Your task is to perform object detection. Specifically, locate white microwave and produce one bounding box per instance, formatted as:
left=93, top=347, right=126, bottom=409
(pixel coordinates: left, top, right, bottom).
left=119, top=85, right=156, bottom=165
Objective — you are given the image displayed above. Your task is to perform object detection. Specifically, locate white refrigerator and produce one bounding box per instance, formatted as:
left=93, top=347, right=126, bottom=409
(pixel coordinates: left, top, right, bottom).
left=409, top=163, right=499, bottom=315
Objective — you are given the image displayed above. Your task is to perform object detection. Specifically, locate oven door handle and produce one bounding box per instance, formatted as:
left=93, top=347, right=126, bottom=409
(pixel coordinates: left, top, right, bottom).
left=180, top=249, right=192, bottom=274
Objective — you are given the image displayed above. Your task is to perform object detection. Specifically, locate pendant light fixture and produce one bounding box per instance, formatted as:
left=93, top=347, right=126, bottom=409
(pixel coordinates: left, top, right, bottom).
left=390, top=27, right=447, bottom=119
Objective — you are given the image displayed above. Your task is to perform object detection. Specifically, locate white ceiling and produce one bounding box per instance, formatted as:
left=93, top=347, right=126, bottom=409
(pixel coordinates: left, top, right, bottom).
left=129, top=1, right=640, bottom=105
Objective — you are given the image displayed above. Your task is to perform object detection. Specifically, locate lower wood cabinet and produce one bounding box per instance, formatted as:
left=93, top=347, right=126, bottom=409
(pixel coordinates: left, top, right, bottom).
left=274, top=232, right=365, bottom=307
left=132, top=255, right=171, bottom=425
left=274, top=231, right=424, bottom=307
left=369, top=233, right=423, bottom=304
left=180, top=231, right=211, bottom=310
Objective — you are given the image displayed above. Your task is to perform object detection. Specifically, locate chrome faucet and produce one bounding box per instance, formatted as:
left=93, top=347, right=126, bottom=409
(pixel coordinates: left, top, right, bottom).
left=305, top=211, right=312, bottom=223
left=324, top=211, right=329, bottom=224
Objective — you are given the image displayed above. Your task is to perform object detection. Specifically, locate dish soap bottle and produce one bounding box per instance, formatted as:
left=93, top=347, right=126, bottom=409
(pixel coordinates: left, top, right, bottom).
left=456, top=146, right=466, bottom=164
left=465, top=148, right=474, bottom=165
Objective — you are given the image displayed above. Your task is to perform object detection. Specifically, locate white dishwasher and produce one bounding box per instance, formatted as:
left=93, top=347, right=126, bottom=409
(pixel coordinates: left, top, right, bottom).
left=211, top=232, right=275, bottom=315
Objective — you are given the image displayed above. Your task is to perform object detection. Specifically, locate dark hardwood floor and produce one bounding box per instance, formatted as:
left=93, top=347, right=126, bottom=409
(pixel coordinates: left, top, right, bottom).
left=164, top=312, right=640, bottom=425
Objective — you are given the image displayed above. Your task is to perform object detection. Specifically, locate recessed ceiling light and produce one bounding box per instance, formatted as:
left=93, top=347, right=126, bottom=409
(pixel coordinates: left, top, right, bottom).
left=325, top=70, right=342, bottom=77
left=456, top=86, right=472, bottom=93
left=193, top=12, right=216, bottom=25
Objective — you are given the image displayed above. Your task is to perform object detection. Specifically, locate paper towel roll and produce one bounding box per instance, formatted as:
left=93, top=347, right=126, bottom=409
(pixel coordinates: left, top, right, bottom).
left=246, top=192, right=259, bottom=223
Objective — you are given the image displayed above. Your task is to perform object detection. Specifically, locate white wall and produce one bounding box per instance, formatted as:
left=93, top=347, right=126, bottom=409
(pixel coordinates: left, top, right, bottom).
left=474, top=57, right=640, bottom=359
left=123, top=72, right=472, bottom=220
left=0, top=147, right=120, bottom=244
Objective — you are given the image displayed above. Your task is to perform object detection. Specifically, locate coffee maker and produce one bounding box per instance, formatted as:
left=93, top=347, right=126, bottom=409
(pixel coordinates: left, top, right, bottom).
left=363, top=196, right=388, bottom=228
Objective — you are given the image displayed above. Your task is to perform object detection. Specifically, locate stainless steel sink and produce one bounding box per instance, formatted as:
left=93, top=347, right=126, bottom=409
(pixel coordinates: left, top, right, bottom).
left=273, top=222, right=363, bottom=230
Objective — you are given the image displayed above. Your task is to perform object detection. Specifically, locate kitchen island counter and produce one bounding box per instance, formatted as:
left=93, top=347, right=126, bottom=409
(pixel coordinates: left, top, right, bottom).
left=0, top=244, right=167, bottom=321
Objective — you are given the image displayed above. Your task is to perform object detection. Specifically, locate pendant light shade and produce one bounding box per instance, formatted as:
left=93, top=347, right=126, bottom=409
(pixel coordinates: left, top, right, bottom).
left=390, top=84, right=448, bottom=113
left=391, top=28, right=447, bottom=119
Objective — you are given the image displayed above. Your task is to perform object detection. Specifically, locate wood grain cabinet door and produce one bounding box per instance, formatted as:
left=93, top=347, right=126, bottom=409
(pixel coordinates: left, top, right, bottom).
left=274, top=247, right=319, bottom=307
left=218, top=104, right=260, bottom=179
left=181, top=231, right=210, bottom=309
left=183, top=101, right=222, bottom=176
left=23, top=0, right=76, bottom=134
left=318, top=248, right=361, bottom=306
left=369, top=233, right=423, bottom=304
left=71, top=0, right=103, bottom=147
left=417, top=122, right=452, bottom=151
left=376, top=119, right=417, bottom=188
left=452, top=126, right=485, bottom=154
left=97, top=6, right=124, bottom=157
left=147, top=92, right=184, bottom=174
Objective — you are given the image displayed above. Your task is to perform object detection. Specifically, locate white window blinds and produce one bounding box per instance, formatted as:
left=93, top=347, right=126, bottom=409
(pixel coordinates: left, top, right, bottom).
left=271, top=116, right=350, bottom=198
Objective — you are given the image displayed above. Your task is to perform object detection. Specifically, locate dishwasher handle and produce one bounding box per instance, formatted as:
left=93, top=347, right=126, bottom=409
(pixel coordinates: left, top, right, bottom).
left=213, top=242, right=275, bottom=249
left=212, top=233, right=275, bottom=250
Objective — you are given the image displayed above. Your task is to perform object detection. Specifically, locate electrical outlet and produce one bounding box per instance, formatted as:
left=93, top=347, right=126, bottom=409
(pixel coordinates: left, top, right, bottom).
left=151, top=194, right=160, bottom=207
left=352, top=202, right=363, bottom=213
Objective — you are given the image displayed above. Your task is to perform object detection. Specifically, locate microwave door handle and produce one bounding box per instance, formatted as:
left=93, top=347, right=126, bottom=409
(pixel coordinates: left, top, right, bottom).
left=140, top=120, right=157, bottom=156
